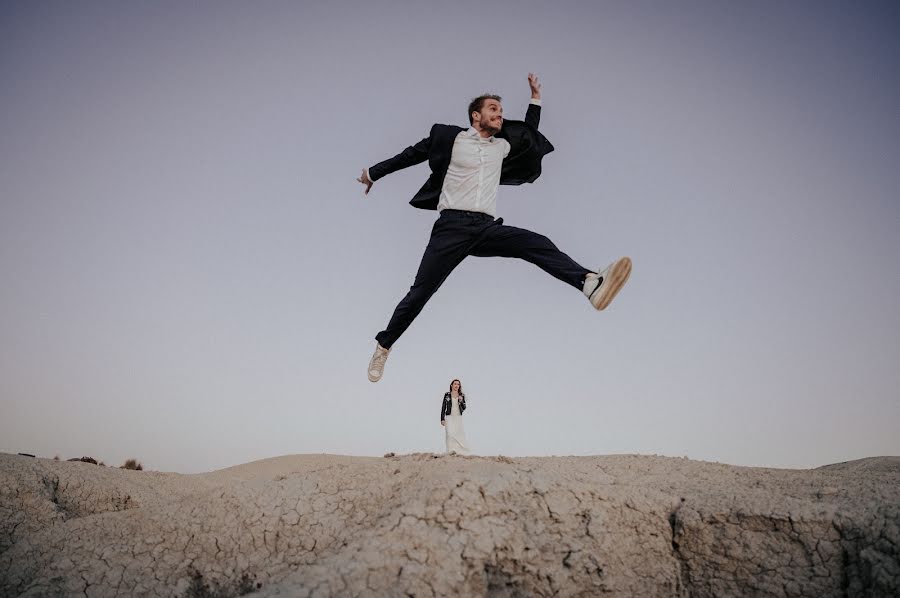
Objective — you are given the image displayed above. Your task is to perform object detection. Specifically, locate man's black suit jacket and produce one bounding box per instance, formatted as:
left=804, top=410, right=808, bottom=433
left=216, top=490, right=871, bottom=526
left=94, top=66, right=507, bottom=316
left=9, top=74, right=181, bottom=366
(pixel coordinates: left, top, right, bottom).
left=368, top=104, right=554, bottom=210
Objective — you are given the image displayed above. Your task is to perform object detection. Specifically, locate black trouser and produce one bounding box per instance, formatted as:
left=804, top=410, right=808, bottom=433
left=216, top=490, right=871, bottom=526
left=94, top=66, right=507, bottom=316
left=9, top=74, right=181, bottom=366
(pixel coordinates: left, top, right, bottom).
left=375, top=209, right=591, bottom=349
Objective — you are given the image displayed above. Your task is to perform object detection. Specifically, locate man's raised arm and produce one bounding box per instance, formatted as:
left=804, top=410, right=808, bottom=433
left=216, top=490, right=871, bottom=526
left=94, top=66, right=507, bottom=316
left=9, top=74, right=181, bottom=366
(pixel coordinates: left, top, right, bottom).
left=357, top=129, right=434, bottom=195
left=525, top=72, right=542, bottom=130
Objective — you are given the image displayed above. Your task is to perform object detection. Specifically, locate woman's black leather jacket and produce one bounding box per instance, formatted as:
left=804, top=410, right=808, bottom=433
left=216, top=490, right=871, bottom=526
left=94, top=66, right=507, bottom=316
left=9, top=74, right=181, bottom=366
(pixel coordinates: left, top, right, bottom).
left=440, top=392, right=466, bottom=422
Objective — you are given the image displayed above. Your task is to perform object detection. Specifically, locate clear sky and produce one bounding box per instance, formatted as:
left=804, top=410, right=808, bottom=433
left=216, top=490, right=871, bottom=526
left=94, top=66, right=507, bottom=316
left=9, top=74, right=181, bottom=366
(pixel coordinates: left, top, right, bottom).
left=2, top=1, right=898, bottom=474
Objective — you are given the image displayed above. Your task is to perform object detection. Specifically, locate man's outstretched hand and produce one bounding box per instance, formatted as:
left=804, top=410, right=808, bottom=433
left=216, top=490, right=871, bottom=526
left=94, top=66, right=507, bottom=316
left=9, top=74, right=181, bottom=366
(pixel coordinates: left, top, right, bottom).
left=528, top=72, right=542, bottom=100
left=357, top=168, right=373, bottom=195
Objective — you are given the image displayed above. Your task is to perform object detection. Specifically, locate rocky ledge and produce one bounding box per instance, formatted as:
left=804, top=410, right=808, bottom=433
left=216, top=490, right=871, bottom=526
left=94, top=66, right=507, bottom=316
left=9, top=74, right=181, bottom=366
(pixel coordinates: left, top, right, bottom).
left=1, top=452, right=897, bottom=597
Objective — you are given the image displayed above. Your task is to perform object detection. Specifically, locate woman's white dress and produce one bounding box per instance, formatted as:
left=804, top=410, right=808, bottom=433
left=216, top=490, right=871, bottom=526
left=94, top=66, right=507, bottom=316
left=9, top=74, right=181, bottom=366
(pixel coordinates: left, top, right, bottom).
left=445, top=396, right=470, bottom=455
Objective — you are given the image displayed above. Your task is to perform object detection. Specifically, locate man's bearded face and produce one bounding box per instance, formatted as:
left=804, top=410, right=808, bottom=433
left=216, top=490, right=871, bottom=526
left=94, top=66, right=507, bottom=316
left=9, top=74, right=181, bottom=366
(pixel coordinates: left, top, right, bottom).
left=474, top=99, right=503, bottom=134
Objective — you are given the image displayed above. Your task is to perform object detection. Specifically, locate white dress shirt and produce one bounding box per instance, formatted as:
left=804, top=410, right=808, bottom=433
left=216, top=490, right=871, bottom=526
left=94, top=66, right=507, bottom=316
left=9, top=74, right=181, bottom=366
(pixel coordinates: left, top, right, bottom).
left=438, top=99, right=542, bottom=218
left=436, top=128, right=510, bottom=217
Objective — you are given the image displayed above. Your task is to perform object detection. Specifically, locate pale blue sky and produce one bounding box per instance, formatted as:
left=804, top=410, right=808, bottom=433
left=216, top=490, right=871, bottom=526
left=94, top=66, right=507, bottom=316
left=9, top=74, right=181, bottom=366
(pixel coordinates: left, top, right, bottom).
left=2, top=1, right=898, bottom=473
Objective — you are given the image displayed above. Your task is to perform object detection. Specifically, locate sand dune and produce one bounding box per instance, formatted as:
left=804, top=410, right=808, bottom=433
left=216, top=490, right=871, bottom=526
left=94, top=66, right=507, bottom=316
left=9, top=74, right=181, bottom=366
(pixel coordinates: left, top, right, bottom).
left=1, top=452, right=898, bottom=596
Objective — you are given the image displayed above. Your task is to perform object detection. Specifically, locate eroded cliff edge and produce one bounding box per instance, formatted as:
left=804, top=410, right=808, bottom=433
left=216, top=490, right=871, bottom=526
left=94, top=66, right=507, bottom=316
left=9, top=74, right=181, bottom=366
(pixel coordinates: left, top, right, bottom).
left=1, top=452, right=897, bottom=597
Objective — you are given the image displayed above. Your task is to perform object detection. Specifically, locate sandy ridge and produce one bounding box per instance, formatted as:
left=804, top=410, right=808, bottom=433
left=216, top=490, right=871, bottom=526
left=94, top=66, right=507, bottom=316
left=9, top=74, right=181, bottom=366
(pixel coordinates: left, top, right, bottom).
left=1, top=452, right=898, bottom=596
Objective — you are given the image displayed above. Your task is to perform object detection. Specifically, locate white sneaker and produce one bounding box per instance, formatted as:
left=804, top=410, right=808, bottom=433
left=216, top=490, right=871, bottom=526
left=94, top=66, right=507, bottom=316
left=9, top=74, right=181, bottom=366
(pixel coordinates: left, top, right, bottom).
left=367, top=343, right=390, bottom=382
left=583, top=257, right=632, bottom=310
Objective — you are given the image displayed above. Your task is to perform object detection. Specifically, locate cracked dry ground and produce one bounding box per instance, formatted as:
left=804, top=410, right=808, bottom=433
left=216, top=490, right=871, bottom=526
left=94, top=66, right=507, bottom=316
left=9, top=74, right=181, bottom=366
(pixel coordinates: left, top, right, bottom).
left=1, top=453, right=898, bottom=597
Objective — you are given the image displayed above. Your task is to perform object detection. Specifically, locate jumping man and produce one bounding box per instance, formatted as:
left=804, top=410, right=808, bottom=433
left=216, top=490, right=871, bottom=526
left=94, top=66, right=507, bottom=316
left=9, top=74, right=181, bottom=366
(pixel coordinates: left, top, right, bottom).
left=358, top=73, right=632, bottom=382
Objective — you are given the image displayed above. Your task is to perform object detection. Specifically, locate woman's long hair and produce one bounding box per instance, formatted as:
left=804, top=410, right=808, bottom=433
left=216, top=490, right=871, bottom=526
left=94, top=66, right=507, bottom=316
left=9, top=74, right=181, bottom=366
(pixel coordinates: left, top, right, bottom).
left=448, top=378, right=464, bottom=397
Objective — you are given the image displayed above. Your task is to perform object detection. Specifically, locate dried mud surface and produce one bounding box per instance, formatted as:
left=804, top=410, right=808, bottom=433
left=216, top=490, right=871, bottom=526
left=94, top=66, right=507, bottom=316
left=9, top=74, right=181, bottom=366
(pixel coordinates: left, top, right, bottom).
left=1, top=452, right=898, bottom=597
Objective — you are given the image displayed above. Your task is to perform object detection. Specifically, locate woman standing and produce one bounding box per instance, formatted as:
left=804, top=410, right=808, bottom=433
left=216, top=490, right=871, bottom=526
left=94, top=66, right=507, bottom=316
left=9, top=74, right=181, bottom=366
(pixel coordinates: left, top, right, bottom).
left=441, top=379, right=470, bottom=455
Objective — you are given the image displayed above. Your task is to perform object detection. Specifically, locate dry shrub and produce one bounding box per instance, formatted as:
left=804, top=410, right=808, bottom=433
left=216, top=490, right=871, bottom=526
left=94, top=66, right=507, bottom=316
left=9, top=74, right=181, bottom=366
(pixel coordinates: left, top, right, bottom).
left=121, top=458, right=143, bottom=471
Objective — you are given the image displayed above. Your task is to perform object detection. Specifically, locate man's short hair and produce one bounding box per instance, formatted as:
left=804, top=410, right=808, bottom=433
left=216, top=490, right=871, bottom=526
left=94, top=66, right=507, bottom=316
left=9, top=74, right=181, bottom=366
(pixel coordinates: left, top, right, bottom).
left=468, top=94, right=502, bottom=125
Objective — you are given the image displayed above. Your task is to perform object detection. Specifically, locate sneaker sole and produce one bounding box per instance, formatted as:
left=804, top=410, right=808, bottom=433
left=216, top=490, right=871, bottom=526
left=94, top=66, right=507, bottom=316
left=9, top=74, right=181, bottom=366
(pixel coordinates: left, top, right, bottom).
left=592, top=256, right=632, bottom=310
